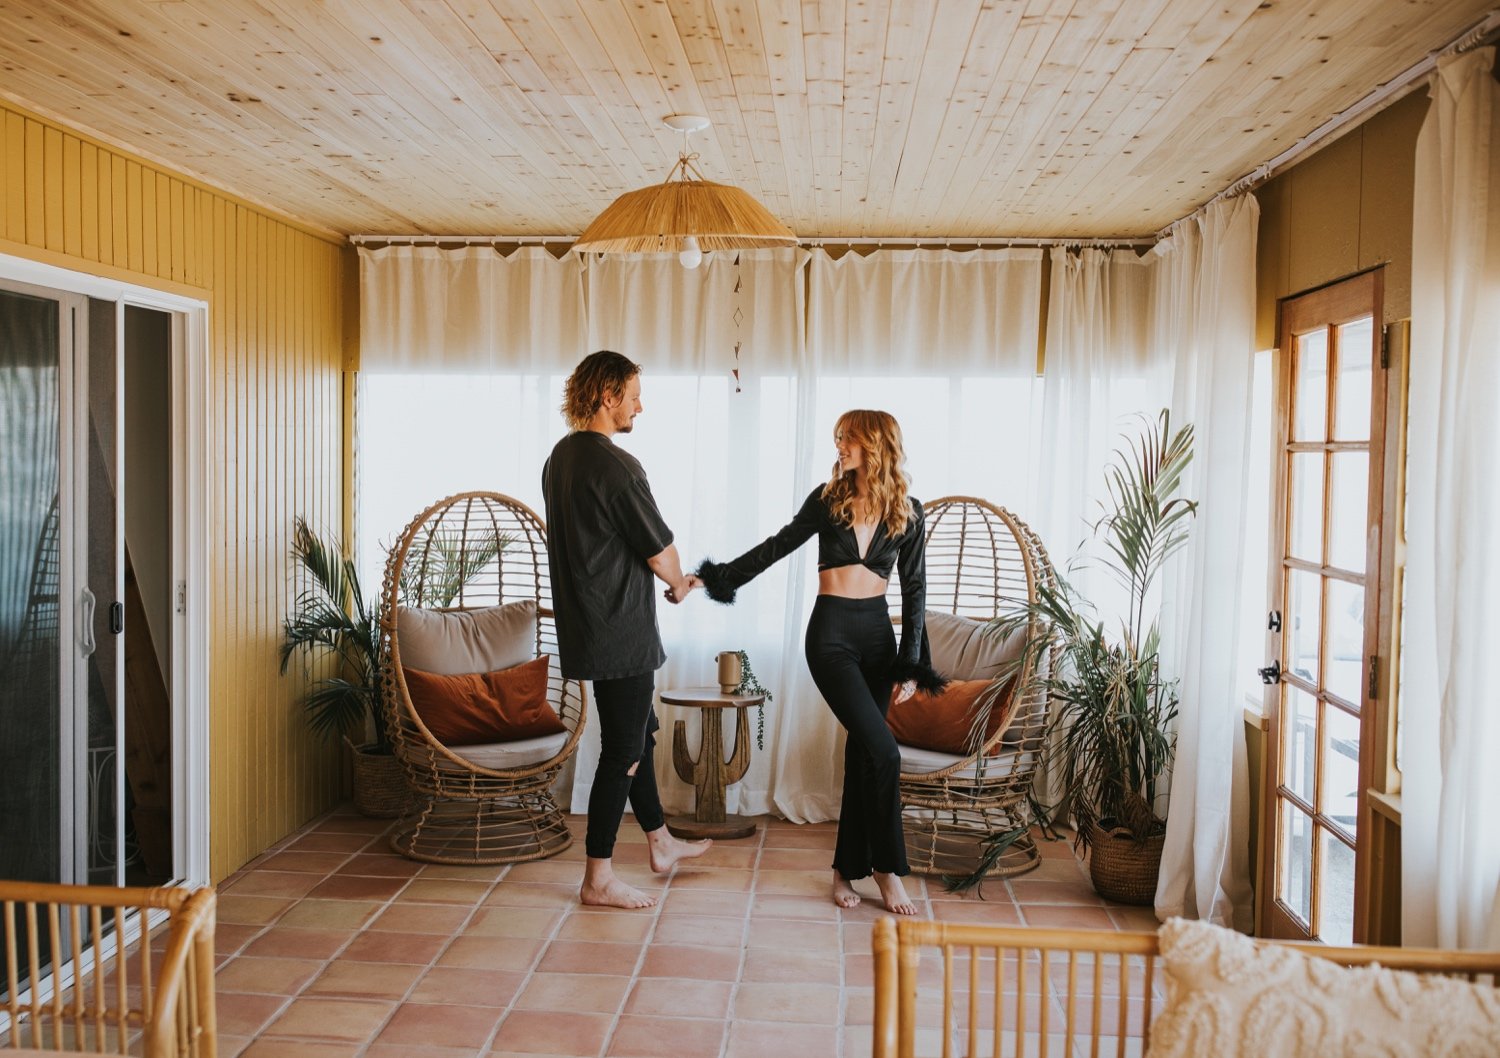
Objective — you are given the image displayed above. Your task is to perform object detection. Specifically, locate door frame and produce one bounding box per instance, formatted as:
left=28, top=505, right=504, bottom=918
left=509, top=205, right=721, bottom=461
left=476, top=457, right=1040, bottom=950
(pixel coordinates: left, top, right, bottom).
left=0, top=251, right=211, bottom=886
left=1260, top=267, right=1387, bottom=942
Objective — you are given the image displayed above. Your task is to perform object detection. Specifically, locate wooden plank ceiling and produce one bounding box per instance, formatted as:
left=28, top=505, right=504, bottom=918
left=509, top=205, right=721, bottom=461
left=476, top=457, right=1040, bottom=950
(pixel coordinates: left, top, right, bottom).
left=0, top=0, right=1491, bottom=239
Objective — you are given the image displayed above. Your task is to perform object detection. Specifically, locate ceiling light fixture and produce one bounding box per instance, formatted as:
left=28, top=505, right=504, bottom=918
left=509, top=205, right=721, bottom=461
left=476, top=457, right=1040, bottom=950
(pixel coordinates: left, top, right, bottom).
left=571, top=115, right=796, bottom=267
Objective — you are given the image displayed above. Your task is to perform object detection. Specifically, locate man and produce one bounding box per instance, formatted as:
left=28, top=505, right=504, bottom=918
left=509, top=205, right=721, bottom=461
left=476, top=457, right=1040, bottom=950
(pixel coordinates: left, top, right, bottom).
left=542, top=350, right=709, bottom=908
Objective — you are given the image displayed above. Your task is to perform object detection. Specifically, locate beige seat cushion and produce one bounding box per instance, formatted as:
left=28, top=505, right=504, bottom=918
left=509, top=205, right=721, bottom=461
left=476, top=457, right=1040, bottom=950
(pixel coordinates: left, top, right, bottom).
left=396, top=600, right=537, bottom=675
left=400, top=730, right=569, bottom=771
left=926, top=611, right=1026, bottom=681
left=897, top=743, right=1034, bottom=780
left=1149, top=917, right=1500, bottom=1057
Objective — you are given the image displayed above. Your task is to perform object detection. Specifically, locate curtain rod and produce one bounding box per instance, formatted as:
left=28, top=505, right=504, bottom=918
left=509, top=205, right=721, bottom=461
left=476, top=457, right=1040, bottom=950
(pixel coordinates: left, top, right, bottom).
left=351, top=233, right=1154, bottom=249
left=1162, top=6, right=1500, bottom=238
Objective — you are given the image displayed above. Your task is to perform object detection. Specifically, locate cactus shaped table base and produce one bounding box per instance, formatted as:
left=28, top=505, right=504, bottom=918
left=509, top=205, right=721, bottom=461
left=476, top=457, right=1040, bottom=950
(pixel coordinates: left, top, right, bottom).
left=661, top=687, right=768, bottom=840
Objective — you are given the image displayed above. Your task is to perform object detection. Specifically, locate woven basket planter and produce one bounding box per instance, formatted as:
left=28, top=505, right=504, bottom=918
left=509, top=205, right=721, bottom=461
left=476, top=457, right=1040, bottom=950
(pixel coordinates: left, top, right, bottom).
left=1086, top=821, right=1165, bottom=906
left=345, top=736, right=415, bottom=818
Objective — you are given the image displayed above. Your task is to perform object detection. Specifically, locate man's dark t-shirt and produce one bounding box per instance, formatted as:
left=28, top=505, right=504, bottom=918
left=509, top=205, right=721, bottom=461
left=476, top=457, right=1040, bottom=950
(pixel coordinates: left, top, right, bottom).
left=542, top=431, right=674, bottom=681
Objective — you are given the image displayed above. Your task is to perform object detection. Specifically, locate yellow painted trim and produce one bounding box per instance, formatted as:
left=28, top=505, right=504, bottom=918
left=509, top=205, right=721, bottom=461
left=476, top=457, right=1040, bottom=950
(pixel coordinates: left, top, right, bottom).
left=0, top=236, right=209, bottom=298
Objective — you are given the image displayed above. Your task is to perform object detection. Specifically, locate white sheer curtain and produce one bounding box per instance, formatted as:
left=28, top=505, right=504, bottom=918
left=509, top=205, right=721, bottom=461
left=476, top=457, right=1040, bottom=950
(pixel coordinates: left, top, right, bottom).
left=1403, top=47, right=1500, bottom=950
left=1035, top=247, right=1167, bottom=590
left=357, top=245, right=1047, bottom=822
left=1152, top=196, right=1261, bottom=929
left=784, top=248, right=1044, bottom=820
left=577, top=249, right=811, bottom=819
left=1032, top=247, right=1170, bottom=814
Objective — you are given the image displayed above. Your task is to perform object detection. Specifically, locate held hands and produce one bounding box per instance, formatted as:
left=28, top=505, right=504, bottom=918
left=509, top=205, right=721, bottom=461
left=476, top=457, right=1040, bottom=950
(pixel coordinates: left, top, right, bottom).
left=893, top=679, right=917, bottom=705
left=664, top=573, right=700, bottom=604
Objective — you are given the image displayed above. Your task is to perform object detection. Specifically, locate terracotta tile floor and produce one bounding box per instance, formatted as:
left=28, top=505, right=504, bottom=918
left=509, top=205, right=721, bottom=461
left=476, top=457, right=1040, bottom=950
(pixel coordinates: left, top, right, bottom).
left=212, top=807, right=1158, bottom=1057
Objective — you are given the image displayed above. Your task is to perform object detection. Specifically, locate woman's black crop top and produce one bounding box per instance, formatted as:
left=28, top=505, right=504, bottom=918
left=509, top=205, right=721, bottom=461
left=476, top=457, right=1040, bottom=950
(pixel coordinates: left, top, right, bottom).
left=696, top=487, right=945, bottom=692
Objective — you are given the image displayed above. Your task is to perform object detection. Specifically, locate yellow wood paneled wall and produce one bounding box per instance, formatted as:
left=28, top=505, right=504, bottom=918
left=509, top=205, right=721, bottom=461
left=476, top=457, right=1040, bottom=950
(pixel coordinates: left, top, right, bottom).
left=1255, top=89, right=1428, bottom=347
left=0, top=99, right=347, bottom=880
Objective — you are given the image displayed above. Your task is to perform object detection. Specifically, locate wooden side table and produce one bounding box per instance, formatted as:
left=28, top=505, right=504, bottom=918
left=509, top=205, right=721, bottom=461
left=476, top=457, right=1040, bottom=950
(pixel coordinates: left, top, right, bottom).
left=661, top=686, right=767, bottom=840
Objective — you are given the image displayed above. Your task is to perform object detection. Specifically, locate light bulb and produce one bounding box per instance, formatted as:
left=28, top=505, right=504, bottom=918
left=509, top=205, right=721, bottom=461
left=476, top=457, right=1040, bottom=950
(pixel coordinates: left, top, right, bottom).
left=678, top=235, right=703, bottom=269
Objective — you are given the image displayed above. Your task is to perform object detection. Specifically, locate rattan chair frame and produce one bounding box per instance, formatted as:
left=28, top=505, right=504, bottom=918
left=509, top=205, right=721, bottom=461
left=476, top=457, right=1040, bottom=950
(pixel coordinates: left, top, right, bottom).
left=889, top=496, right=1059, bottom=881
left=0, top=880, right=216, bottom=1058
left=379, top=491, right=587, bottom=865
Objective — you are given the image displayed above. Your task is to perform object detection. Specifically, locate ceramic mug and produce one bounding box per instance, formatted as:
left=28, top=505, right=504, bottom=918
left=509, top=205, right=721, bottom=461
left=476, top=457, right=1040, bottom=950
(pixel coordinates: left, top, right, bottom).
left=716, top=651, right=743, bottom=694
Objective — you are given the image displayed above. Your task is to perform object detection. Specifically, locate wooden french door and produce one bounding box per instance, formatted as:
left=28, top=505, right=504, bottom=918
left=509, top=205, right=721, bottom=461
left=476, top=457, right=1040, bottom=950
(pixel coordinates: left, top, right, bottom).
left=1261, top=269, right=1387, bottom=943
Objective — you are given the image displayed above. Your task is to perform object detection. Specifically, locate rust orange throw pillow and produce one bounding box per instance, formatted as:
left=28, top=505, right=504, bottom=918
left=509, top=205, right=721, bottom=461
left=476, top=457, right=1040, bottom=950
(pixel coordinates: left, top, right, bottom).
left=886, top=678, right=1014, bottom=756
left=402, top=656, right=564, bottom=746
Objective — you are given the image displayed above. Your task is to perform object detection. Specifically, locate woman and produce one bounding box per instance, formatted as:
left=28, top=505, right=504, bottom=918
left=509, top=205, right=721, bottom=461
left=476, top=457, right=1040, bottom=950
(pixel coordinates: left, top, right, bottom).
left=696, top=410, right=944, bottom=915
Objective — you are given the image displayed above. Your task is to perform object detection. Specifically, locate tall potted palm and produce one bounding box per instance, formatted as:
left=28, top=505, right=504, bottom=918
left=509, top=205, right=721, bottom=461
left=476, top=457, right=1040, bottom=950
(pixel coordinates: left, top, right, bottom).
left=987, top=410, right=1195, bottom=903
left=280, top=518, right=403, bottom=815
left=281, top=517, right=510, bottom=816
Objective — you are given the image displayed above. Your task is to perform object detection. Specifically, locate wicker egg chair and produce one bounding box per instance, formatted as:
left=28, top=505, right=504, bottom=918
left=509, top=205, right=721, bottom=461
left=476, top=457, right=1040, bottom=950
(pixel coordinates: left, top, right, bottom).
left=378, top=491, right=586, bottom=865
left=888, top=496, right=1058, bottom=880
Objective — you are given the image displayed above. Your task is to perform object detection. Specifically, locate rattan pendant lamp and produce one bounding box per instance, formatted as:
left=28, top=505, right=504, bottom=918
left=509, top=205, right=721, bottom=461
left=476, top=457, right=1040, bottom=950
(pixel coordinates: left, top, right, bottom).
left=572, top=115, right=796, bottom=267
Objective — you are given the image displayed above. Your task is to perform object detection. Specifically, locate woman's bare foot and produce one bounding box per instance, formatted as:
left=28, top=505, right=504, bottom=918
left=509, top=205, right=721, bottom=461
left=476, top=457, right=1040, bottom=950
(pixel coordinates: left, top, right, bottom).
left=832, top=871, right=861, bottom=909
left=645, top=827, right=712, bottom=873
left=874, top=871, right=918, bottom=915
left=580, top=858, right=656, bottom=909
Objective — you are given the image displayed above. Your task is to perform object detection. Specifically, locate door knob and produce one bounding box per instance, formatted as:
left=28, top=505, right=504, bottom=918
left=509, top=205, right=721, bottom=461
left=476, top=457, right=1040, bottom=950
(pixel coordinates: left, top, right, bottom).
left=1258, top=659, right=1281, bottom=685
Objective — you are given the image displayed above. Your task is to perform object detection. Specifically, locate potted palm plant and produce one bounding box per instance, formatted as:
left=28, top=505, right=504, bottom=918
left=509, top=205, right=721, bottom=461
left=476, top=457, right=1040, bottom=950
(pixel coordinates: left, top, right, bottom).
left=280, top=518, right=405, bottom=816
left=281, top=517, right=510, bottom=817
left=986, top=410, right=1195, bottom=904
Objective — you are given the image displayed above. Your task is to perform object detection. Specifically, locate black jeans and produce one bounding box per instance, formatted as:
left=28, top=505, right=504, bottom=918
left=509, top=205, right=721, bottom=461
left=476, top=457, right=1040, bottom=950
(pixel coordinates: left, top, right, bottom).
left=586, top=672, right=667, bottom=859
left=804, top=595, right=909, bottom=880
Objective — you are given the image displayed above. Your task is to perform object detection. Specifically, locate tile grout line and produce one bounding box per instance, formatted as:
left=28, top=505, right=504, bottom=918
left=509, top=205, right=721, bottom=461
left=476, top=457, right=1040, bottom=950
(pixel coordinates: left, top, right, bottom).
left=718, top=821, right=769, bottom=1058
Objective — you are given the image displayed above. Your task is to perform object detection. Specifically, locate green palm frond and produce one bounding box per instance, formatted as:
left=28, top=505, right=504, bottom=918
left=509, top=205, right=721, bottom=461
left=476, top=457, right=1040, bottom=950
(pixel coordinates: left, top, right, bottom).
left=283, top=519, right=384, bottom=748
left=400, top=528, right=512, bottom=608
left=1091, top=411, right=1196, bottom=645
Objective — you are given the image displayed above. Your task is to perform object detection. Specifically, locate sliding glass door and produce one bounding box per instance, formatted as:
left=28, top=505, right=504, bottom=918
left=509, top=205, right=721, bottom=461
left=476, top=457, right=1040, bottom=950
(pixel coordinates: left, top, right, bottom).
left=0, top=280, right=135, bottom=889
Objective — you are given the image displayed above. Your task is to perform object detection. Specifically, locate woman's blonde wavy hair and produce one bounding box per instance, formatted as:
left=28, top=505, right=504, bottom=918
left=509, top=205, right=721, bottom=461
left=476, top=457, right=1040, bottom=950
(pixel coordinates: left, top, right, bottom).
left=822, top=410, right=911, bottom=536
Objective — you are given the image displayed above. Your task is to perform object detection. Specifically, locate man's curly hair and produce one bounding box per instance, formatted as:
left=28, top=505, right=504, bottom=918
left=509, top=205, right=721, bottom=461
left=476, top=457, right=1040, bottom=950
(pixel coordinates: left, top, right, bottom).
left=562, top=350, right=641, bottom=431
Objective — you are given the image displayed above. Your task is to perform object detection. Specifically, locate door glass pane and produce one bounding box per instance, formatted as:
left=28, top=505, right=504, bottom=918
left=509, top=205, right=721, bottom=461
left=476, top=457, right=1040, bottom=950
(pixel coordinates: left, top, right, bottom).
left=1321, top=704, right=1360, bottom=838
left=0, top=288, right=63, bottom=993
left=1333, top=318, right=1373, bottom=442
left=0, top=288, right=62, bottom=887
left=1279, top=801, right=1314, bottom=927
left=1288, top=452, right=1324, bottom=563
left=1327, top=452, right=1368, bottom=574
left=122, top=305, right=175, bottom=885
left=1285, top=569, right=1322, bottom=686
left=1283, top=685, right=1318, bottom=807
left=1325, top=579, right=1365, bottom=706
left=1293, top=329, right=1328, bottom=441
left=1319, top=827, right=1356, bottom=945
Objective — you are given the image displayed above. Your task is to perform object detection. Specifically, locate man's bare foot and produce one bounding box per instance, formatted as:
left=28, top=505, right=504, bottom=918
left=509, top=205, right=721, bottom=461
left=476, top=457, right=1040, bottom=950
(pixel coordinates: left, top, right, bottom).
left=645, top=827, right=712, bottom=873
left=581, top=856, right=655, bottom=909
left=833, top=872, right=861, bottom=909
left=874, top=871, right=918, bottom=916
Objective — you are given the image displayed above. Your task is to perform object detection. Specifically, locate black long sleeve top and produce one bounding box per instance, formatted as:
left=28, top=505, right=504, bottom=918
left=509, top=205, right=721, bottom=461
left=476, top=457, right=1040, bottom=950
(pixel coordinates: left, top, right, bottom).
left=696, top=487, right=945, bottom=692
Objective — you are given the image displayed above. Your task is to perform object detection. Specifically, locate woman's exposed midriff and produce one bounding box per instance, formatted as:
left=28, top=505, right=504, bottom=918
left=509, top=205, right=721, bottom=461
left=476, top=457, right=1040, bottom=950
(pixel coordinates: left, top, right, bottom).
left=818, top=563, right=889, bottom=599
